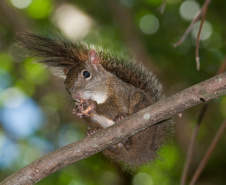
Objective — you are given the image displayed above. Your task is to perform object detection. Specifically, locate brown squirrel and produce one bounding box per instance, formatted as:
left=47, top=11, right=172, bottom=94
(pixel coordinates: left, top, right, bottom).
left=17, top=32, right=172, bottom=168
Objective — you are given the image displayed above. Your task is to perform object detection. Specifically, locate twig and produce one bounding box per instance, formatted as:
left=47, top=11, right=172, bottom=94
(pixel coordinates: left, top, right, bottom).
left=174, top=0, right=211, bottom=48
left=189, top=120, right=226, bottom=185
left=180, top=104, right=208, bottom=185
left=1, top=72, right=226, bottom=185
left=195, top=0, right=211, bottom=70
left=159, top=0, right=168, bottom=14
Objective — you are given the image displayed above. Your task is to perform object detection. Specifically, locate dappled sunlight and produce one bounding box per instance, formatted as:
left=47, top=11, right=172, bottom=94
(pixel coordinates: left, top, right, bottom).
left=52, top=4, right=94, bottom=40
left=0, top=88, right=43, bottom=139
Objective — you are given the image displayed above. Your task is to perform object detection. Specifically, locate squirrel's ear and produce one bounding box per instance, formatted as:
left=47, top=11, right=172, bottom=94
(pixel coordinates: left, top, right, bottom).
left=88, top=49, right=99, bottom=70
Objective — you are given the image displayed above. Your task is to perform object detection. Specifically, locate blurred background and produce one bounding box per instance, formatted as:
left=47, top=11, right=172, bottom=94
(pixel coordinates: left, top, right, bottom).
left=0, top=0, right=225, bottom=184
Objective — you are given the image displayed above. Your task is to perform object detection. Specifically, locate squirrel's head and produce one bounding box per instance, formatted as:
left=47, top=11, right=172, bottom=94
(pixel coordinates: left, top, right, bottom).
left=64, top=50, right=110, bottom=104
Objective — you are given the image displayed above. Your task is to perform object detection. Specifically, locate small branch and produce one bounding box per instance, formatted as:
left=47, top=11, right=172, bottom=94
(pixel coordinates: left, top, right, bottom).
left=159, top=0, right=168, bottom=14
left=180, top=104, right=208, bottom=185
left=195, top=0, right=210, bottom=70
left=189, top=120, right=226, bottom=185
left=174, top=0, right=211, bottom=48
left=173, top=10, right=201, bottom=47
left=1, top=72, right=226, bottom=185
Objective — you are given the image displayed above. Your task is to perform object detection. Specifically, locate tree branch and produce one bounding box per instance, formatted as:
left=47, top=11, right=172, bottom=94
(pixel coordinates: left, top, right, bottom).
left=195, top=0, right=211, bottom=70
left=1, top=72, right=226, bottom=185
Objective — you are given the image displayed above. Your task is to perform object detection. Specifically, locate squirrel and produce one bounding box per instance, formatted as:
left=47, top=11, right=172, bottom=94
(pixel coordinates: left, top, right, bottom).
left=17, top=32, right=173, bottom=169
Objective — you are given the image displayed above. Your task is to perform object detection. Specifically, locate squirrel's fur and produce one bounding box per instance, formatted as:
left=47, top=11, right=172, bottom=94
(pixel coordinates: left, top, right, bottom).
left=17, top=32, right=172, bottom=169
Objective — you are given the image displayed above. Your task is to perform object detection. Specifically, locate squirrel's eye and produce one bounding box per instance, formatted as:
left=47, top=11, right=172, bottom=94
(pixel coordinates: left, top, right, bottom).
left=83, top=71, right=91, bottom=79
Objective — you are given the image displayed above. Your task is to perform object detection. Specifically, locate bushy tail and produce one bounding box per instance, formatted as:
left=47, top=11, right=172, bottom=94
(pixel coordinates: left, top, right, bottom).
left=16, top=32, right=89, bottom=68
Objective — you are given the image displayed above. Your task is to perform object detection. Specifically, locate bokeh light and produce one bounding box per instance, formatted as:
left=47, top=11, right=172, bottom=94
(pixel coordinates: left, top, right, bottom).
left=139, top=14, right=159, bottom=35
left=26, top=0, right=52, bottom=19
left=0, top=136, right=19, bottom=168
left=133, top=172, right=154, bottom=185
left=52, top=4, right=93, bottom=40
left=0, top=88, right=43, bottom=139
left=179, top=0, right=200, bottom=21
left=10, top=0, right=32, bottom=9
left=191, top=20, right=213, bottom=41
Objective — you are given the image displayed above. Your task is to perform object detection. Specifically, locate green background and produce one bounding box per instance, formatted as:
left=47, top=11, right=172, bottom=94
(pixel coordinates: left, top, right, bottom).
left=0, top=0, right=225, bottom=184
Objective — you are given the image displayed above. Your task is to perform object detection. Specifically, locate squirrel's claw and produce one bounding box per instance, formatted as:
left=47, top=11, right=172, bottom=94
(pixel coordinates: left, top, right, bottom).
left=115, top=114, right=128, bottom=122
left=85, top=127, right=101, bottom=136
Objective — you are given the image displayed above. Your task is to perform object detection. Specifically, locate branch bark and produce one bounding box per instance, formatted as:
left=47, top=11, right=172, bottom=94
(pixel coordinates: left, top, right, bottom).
left=1, top=72, right=226, bottom=185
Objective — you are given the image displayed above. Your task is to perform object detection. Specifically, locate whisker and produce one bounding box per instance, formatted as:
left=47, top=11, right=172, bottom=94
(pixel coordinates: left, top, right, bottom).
left=57, top=95, right=72, bottom=102
left=61, top=96, right=74, bottom=111
left=67, top=99, right=75, bottom=114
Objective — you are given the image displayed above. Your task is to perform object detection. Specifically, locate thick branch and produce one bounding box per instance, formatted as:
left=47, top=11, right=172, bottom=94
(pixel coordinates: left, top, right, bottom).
left=1, top=72, right=226, bottom=185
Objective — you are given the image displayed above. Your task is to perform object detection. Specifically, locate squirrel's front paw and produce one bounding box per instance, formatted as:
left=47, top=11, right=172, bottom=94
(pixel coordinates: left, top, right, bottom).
left=73, top=99, right=96, bottom=118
